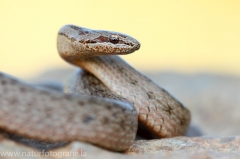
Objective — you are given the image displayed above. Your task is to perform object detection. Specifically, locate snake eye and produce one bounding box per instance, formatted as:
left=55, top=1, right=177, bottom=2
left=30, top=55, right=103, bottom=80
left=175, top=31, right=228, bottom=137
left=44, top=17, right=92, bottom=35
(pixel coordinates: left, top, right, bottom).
left=109, top=34, right=119, bottom=44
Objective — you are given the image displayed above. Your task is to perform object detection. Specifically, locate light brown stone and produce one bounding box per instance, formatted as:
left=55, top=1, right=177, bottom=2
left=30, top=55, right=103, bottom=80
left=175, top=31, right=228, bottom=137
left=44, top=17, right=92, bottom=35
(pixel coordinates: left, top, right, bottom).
left=1, top=135, right=240, bottom=159
left=124, top=136, right=240, bottom=154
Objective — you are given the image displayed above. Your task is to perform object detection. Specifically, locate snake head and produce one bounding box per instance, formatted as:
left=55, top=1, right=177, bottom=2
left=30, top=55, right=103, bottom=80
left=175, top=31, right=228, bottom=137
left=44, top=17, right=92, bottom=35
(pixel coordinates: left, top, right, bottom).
left=57, top=25, right=140, bottom=58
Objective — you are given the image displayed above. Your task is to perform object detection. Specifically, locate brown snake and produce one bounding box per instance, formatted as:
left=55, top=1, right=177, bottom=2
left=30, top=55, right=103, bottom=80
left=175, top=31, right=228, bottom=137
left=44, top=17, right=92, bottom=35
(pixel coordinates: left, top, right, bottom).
left=0, top=25, right=190, bottom=151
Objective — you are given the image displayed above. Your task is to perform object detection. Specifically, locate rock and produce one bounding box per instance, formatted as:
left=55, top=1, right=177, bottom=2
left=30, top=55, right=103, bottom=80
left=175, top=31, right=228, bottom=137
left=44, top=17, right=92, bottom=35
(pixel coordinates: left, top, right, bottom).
left=124, top=136, right=240, bottom=154
left=50, top=138, right=240, bottom=159
left=1, top=133, right=240, bottom=159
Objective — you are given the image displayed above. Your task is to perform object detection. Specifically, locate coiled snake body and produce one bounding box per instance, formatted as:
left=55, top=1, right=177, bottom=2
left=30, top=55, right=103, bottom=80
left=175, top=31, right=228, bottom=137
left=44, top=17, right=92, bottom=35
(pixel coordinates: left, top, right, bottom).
left=0, top=25, right=190, bottom=151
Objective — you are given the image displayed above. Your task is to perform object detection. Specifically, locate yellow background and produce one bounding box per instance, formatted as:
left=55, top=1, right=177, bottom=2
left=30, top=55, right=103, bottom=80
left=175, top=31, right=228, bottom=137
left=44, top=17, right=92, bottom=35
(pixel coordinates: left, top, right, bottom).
left=0, top=0, right=240, bottom=78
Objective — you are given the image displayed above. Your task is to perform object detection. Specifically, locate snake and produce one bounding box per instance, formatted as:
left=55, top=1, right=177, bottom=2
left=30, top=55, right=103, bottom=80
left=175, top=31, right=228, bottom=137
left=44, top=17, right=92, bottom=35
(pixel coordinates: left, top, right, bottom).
left=0, top=24, right=190, bottom=151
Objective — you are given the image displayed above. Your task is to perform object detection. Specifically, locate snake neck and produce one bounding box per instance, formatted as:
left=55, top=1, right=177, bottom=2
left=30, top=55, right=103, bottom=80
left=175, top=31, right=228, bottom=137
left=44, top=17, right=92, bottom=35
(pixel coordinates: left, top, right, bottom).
left=64, top=55, right=145, bottom=90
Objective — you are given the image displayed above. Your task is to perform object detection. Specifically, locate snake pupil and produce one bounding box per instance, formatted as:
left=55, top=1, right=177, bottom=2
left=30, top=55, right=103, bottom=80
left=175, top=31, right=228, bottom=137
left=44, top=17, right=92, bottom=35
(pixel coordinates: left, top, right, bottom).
left=109, top=34, right=119, bottom=44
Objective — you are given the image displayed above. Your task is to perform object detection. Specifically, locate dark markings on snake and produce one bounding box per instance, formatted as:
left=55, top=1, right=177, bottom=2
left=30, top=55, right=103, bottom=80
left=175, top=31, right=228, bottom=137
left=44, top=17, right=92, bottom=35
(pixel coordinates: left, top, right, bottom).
left=147, top=92, right=155, bottom=99
left=85, top=39, right=97, bottom=44
left=0, top=79, right=6, bottom=85
left=93, top=36, right=109, bottom=43
left=180, top=118, right=185, bottom=125
left=58, top=32, right=78, bottom=43
left=19, top=87, right=26, bottom=92
left=102, top=117, right=109, bottom=125
left=163, top=109, right=172, bottom=116
left=105, top=104, right=113, bottom=110
left=178, top=102, right=184, bottom=108
left=122, top=41, right=134, bottom=47
left=112, top=112, right=118, bottom=117
left=167, top=103, right=174, bottom=111
left=161, top=118, right=164, bottom=124
left=45, top=111, right=52, bottom=118
left=120, top=120, right=126, bottom=130
left=70, top=37, right=76, bottom=42
left=83, top=116, right=94, bottom=123
left=8, top=98, right=19, bottom=105
left=147, top=107, right=151, bottom=112
left=118, top=68, right=124, bottom=73
left=130, top=79, right=138, bottom=85
left=27, top=100, right=35, bottom=107
left=118, top=34, right=127, bottom=38
left=69, top=25, right=89, bottom=35
left=78, top=101, right=85, bottom=106
left=9, top=78, right=18, bottom=85
left=58, top=32, right=68, bottom=38
left=64, top=94, right=72, bottom=100
left=160, top=103, right=173, bottom=115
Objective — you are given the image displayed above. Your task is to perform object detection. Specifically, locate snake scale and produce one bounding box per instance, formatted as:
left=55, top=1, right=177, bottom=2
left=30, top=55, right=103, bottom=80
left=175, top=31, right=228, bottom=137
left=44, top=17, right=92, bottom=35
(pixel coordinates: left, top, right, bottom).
left=0, top=25, right=190, bottom=151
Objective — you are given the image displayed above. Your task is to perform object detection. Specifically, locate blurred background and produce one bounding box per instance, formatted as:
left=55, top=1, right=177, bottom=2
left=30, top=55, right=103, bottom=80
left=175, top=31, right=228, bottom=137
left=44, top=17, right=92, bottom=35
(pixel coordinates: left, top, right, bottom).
left=0, top=0, right=240, bottom=78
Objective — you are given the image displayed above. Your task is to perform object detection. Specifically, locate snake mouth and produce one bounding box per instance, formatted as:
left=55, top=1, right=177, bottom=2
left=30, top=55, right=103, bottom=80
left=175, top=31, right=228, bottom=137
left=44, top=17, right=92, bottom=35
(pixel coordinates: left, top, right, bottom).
left=83, top=36, right=140, bottom=49
left=83, top=39, right=134, bottom=46
left=82, top=39, right=140, bottom=55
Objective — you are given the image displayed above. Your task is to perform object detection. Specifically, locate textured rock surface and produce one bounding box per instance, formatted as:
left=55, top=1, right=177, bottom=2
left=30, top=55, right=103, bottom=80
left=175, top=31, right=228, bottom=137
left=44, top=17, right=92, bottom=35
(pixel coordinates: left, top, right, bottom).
left=1, top=135, right=240, bottom=159
left=124, top=136, right=240, bottom=154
